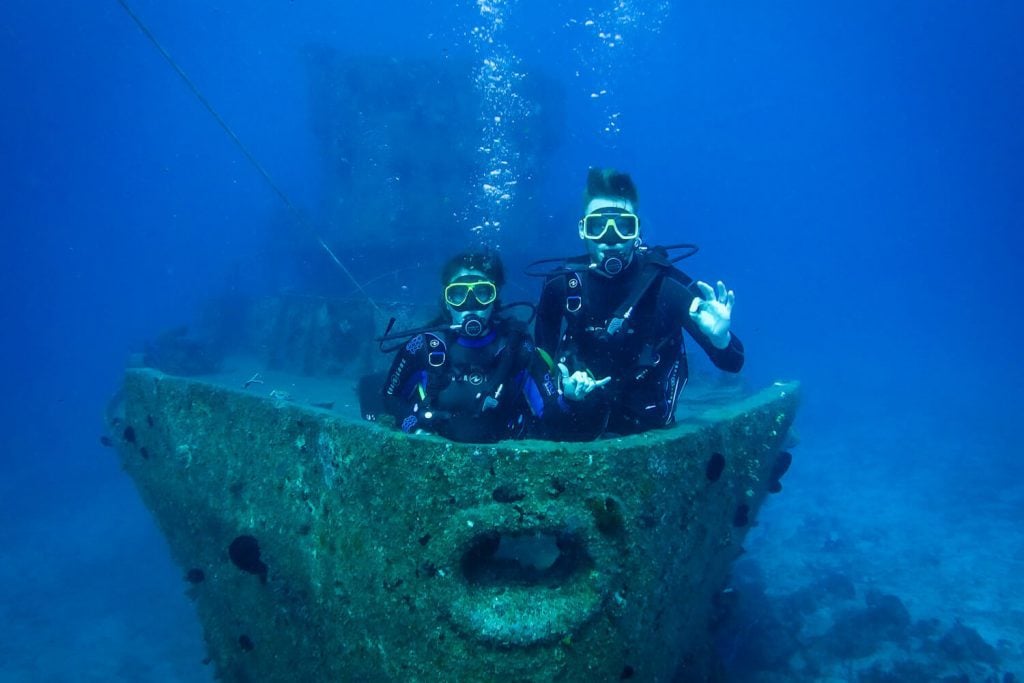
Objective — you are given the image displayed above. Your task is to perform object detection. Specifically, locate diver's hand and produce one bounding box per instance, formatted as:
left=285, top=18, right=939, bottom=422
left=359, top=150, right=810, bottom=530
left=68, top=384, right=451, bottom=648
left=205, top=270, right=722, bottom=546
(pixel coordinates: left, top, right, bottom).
left=689, top=280, right=734, bottom=349
left=558, top=363, right=611, bottom=401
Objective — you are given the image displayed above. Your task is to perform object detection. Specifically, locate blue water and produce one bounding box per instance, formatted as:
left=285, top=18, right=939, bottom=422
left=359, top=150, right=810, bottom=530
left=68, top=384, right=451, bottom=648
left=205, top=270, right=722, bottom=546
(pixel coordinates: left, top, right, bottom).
left=2, top=1, right=1021, bottom=680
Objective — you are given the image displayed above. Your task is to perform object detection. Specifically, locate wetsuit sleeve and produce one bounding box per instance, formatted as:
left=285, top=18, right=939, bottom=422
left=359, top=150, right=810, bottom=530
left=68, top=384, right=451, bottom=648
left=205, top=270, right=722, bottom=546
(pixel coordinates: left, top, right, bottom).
left=512, top=338, right=608, bottom=440
left=380, top=335, right=432, bottom=427
left=517, top=342, right=568, bottom=420
left=534, top=276, right=566, bottom=357
left=667, top=272, right=745, bottom=373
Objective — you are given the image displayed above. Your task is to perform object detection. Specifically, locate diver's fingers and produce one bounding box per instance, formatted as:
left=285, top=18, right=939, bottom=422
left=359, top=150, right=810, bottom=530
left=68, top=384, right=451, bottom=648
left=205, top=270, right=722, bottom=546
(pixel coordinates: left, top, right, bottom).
left=558, top=362, right=570, bottom=380
left=716, top=280, right=728, bottom=302
left=726, top=289, right=735, bottom=310
left=689, top=296, right=702, bottom=317
left=593, top=376, right=612, bottom=388
left=696, top=280, right=716, bottom=301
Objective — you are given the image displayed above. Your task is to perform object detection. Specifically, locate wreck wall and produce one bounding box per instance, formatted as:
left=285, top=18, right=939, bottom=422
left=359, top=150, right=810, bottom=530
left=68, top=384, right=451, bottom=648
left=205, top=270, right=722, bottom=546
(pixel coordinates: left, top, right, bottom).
left=112, top=369, right=797, bottom=682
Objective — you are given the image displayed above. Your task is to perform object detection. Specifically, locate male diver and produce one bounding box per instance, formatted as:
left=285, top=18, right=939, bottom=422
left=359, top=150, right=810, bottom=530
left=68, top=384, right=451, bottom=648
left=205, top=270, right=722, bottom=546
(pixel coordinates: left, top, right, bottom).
left=380, top=250, right=565, bottom=443
left=534, top=168, right=744, bottom=439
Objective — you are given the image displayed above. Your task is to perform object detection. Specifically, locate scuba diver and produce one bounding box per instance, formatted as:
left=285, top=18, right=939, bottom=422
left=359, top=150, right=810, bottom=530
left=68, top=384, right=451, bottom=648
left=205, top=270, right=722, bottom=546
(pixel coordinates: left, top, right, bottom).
left=532, top=168, right=745, bottom=439
left=378, top=250, right=566, bottom=443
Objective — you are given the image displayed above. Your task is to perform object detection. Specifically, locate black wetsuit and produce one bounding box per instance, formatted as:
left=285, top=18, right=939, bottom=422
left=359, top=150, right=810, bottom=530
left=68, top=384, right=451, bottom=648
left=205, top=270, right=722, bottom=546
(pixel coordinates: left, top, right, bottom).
left=535, top=249, right=745, bottom=438
left=381, top=321, right=564, bottom=443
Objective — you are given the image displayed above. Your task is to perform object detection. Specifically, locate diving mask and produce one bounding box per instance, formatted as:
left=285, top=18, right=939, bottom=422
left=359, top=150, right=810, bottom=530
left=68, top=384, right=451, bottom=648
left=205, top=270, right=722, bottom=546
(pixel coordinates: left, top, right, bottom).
left=444, top=280, right=497, bottom=308
left=580, top=208, right=640, bottom=242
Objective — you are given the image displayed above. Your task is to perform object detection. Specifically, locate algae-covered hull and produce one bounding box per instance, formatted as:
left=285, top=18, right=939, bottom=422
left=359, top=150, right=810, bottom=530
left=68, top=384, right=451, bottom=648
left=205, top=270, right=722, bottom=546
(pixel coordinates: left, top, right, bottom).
left=111, top=369, right=798, bottom=682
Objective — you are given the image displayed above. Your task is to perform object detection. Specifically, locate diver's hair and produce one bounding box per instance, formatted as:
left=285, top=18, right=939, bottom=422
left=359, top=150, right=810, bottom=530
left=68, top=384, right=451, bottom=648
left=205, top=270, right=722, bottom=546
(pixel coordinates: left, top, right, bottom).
left=583, top=167, right=639, bottom=211
left=440, top=249, right=506, bottom=287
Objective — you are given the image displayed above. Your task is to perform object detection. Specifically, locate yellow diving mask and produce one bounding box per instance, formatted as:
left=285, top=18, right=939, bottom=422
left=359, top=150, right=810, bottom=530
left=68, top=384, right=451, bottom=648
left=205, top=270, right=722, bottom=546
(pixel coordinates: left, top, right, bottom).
left=444, top=280, right=498, bottom=308
left=580, top=209, right=640, bottom=241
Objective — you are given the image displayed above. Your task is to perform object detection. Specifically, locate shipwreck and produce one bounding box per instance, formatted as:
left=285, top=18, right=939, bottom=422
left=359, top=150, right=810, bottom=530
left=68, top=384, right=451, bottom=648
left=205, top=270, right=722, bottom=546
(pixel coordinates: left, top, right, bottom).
left=109, top=364, right=798, bottom=682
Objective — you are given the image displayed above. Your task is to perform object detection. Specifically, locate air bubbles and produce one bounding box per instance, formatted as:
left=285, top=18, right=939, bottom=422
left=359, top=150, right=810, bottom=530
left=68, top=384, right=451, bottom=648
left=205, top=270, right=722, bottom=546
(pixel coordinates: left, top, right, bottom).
left=569, top=0, right=670, bottom=144
left=465, top=0, right=525, bottom=247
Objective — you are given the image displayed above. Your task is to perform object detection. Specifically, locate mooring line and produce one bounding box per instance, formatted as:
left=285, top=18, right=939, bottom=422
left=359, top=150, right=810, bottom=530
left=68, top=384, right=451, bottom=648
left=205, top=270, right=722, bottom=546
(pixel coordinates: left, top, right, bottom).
left=116, top=0, right=383, bottom=315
